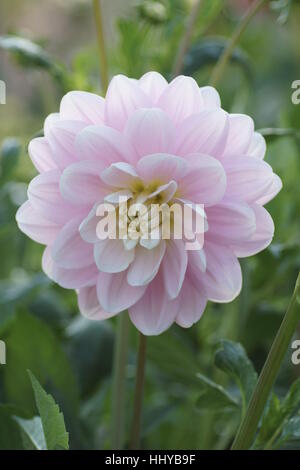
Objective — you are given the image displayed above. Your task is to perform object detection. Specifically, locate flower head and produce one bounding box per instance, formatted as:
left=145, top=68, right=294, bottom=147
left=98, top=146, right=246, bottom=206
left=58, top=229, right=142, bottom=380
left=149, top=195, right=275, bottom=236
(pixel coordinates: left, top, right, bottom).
left=16, top=72, right=282, bottom=335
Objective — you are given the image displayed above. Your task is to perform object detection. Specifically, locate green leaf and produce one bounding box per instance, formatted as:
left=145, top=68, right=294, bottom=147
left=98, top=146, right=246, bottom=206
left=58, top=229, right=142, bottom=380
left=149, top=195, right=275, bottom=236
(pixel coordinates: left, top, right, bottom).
left=196, top=372, right=239, bottom=411
left=281, top=416, right=300, bottom=442
left=281, top=378, right=300, bottom=417
left=255, top=393, right=283, bottom=448
left=214, top=340, right=257, bottom=409
left=182, top=39, right=253, bottom=79
left=3, top=312, right=79, bottom=413
left=28, top=371, right=69, bottom=450
left=0, top=35, right=68, bottom=89
left=147, top=330, right=200, bottom=387
left=0, top=273, right=50, bottom=308
left=13, top=416, right=46, bottom=450
left=0, top=35, right=54, bottom=69
left=258, top=127, right=300, bottom=142
left=0, top=405, right=23, bottom=450
left=270, top=0, right=292, bottom=24
left=0, top=138, right=22, bottom=180
left=66, top=316, right=114, bottom=397
left=255, top=379, right=300, bottom=449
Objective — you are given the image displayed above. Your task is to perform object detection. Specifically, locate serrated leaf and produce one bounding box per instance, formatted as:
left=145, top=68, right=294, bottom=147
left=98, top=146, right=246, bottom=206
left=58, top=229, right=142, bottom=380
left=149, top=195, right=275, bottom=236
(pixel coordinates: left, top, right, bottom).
left=14, top=416, right=46, bottom=450
left=28, top=371, right=69, bottom=450
left=196, top=372, right=239, bottom=411
left=214, top=340, right=257, bottom=409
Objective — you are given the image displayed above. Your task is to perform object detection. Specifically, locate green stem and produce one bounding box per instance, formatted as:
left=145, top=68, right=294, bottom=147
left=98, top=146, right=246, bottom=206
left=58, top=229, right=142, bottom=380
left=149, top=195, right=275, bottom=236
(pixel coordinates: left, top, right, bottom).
left=232, top=272, right=300, bottom=450
left=111, top=313, right=130, bottom=450
left=130, top=333, right=147, bottom=450
left=171, top=0, right=203, bottom=77
left=92, top=0, right=109, bottom=93
left=209, top=0, right=267, bottom=88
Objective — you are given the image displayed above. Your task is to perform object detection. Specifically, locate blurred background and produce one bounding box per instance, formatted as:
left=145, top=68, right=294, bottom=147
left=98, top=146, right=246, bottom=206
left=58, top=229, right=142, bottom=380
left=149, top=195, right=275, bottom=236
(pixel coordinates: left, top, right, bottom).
left=0, top=0, right=300, bottom=450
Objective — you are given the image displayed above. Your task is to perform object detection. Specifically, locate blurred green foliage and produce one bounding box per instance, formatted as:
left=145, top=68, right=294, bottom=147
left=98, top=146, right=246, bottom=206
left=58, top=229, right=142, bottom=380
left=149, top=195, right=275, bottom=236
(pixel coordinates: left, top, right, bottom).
left=0, top=0, right=300, bottom=450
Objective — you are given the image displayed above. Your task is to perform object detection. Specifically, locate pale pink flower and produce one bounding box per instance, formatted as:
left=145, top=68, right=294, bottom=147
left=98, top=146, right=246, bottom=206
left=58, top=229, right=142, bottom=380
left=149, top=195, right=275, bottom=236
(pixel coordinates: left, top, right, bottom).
left=16, top=73, right=282, bottom=335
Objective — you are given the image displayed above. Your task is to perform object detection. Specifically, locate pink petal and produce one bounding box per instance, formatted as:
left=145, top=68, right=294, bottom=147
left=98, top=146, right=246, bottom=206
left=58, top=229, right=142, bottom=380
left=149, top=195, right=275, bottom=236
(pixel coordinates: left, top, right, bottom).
left=137, top=153, right=187, bottom=183
left=51, top=216, right=94, bottom=269
left=104, top=74, right=151, bottom=131
left=16, top=200, right=60, bottom=245
left=146, top=180, right=177, bottom=203
left=124, top=108, right=175, bottom=158
left=78, top=285, right=115, bottom=320
left=97, top=270, right=146, bottom=313
left=42, top=246, right=98, bottom=289
left=138, top=71, right=168, bottom=103
left=222, top=114, right=254, bottom=159
left=158, top=75, right=203, bottom=124
left=173, top=109, right=229, bottom=157
left=168, top=199, right=207, bottom=252
left=127, top=242, right=166, bottom=286
left=201, top=86, right=221, bottom=109
left=179, top=154, right=226, bottom=205
left=201, top=242, right=242, bottom=303
left=175, top=275, right=207, bottom=328
left=44, top=113, right=60, bottom=137
left=79, top=204, right=101, bottom=243
left=225, top=156, right=274, bottom=203
left=94, top=238, right=134, bottom=273
left=47, top=119, right=86, bottom=169
left=129, top=273, right=179, bottom=335
left=101, top=162, right=139, bottom=188
left=60, top=160, right=108, bottom=205
left=231, top=203, right=274, bottom=257
left=255, top=173, right=282, bottom=205
left=75, top=125, right=137, bottom=166
left=188, top=249, right=207, bottom=278
left=248, top=132, right=266, bottom=159
left=161, top=239, right=187, bottom=299
left=28, top=169, right=79, bottom=225
left=206, top=200, right=256, bottom=243
left=104, top=189, right=133, bottom=203
left=60, top=91, right=105, bottom=124
left=28, top=137, right=57, bottom=173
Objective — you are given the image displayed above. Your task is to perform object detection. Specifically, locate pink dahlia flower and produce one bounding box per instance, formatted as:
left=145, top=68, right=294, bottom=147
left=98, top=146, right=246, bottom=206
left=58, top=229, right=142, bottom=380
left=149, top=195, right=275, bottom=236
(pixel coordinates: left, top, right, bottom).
left=16, top=72, right=282, bottom=335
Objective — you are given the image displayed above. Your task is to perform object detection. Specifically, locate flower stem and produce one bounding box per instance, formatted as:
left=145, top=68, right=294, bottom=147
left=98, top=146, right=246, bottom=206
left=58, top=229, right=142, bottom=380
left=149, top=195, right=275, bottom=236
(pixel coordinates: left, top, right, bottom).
left=171, top=0, right=203, bottom=77
left=111, top=312, right=130, bottom=450
left=130, top=333, right=147, bottom=450
left=209, top=0, right=267, bottom=88
left=92, top=0, right=109, bottom=94
left=232, top=272, right=300, bottom=450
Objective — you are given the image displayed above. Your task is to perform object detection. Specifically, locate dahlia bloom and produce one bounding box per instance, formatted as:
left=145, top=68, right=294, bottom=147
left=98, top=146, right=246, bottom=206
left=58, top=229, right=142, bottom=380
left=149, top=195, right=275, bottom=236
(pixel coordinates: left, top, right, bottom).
left=16, top=72, right=282, bottom=335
